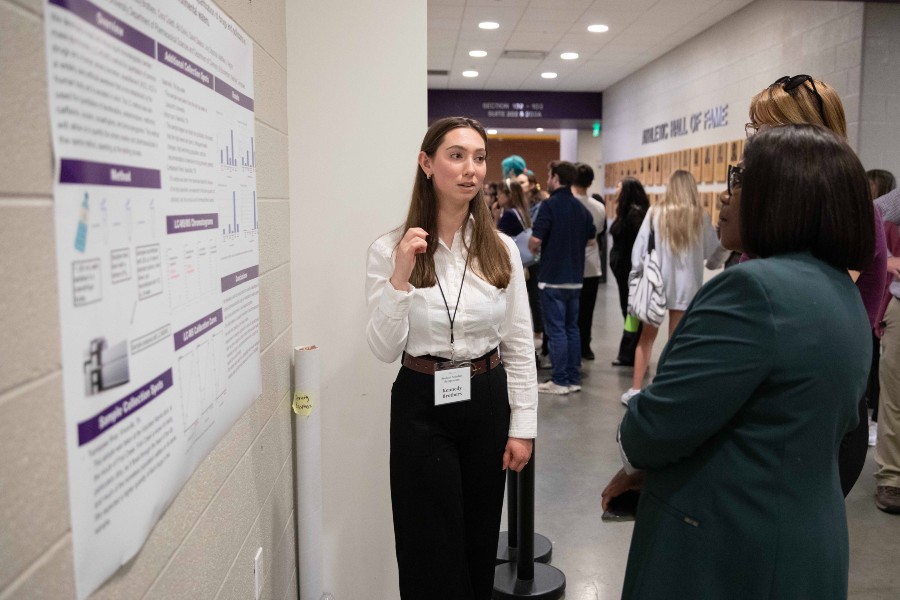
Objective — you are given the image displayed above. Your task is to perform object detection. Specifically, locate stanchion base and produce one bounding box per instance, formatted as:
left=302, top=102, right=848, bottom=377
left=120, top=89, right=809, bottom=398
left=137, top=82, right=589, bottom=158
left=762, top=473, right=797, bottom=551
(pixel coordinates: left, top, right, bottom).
left=496, top=533, right=553, bottom=565
left=492, top=562, right=566, bottom=600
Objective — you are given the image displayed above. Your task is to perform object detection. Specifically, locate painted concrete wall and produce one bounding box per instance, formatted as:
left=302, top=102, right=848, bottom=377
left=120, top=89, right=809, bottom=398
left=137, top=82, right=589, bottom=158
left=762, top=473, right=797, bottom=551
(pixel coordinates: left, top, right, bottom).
left=859, top=2, right=900, bottom=179
left=286, top=0, right=427, bottom=598
left=601, top=0, right=868, bottom=192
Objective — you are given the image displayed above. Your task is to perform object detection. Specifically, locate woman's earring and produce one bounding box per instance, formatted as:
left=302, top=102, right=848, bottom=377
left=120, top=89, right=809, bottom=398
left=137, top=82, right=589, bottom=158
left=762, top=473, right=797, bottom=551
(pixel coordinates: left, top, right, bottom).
left=427, top=173, right=432, bottom=180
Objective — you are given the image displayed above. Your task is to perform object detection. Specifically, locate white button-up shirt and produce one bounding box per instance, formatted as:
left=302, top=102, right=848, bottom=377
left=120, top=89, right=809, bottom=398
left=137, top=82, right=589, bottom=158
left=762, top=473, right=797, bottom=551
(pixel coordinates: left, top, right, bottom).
left=366, top=219, right=538, bottom=438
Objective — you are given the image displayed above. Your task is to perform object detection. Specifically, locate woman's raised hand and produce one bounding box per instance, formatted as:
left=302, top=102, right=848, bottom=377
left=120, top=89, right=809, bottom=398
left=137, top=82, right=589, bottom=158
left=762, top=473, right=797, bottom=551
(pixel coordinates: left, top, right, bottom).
left=390, top=227, right=428, bottom=291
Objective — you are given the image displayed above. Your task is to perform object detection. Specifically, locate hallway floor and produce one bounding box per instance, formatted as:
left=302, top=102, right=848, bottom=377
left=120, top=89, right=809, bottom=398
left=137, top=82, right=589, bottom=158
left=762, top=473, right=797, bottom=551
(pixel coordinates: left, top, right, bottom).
left=503, top=270, right=900, bottom=600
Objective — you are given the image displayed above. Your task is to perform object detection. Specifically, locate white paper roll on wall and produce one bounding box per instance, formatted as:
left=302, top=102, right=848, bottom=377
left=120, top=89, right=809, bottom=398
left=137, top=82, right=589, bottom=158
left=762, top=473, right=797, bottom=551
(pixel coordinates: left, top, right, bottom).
left=293, top=345, right=324, bottom=599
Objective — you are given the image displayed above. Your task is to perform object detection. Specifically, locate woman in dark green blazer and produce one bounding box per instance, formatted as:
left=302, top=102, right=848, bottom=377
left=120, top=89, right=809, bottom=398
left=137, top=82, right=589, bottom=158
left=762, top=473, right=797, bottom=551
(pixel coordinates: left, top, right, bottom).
left=602, top=126, right=875, bottom=600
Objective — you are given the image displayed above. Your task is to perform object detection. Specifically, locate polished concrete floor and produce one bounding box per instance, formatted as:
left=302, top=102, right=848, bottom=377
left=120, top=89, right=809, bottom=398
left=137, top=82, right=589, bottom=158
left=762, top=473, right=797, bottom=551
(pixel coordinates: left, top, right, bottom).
left=501, top=269, right=900, bottom=600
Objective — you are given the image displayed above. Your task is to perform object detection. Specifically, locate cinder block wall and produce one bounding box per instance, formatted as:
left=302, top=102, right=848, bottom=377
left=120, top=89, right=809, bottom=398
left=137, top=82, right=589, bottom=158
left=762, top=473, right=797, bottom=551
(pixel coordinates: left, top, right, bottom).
left=601, top=0, right=867, bottom=170
left=0, top=1, right=296, bottom=599
left=859, top=2, right=900, bottom=179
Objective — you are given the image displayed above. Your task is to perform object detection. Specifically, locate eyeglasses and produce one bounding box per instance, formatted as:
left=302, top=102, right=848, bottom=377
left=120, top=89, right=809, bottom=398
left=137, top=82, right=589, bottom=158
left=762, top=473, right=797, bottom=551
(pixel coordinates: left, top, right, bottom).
left=772, top=74, right=828, bottom=128
left=727, top=164, right=744, bottom=195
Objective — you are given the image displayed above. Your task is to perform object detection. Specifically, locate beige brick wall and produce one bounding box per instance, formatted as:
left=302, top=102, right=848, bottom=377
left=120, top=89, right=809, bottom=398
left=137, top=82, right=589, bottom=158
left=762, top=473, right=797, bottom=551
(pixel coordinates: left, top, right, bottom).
left=0, top=1, right=295, bottom=599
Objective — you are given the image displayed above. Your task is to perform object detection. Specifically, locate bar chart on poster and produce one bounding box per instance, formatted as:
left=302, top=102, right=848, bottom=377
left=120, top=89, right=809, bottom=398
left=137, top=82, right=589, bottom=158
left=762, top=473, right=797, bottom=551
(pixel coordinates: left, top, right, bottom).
left=44, top=1, right=261, bottom=597
left=218, top=118, right=256, bottom=172
left=220, top=187, right=259, bottom=237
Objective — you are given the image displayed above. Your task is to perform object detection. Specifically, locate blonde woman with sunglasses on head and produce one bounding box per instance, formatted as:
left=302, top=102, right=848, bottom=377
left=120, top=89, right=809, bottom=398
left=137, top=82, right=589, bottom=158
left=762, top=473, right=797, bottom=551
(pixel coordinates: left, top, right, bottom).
left=746, top=74, right=888, bottom=500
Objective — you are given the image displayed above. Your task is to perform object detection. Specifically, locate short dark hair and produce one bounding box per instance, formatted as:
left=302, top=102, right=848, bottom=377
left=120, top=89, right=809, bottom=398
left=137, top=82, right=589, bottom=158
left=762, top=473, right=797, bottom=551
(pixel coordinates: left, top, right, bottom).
left=574, top=163, right=595, bottom=188
left=549, top=160, right=577, bottom=186
left=740, top=125, right=874, bottom=270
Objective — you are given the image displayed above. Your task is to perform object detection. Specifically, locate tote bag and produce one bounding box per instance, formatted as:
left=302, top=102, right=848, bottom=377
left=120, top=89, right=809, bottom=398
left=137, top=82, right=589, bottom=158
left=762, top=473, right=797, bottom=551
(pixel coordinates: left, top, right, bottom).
left=627, top=217, right=666, bottom=326
left=511, top=209, right=537, bottom=267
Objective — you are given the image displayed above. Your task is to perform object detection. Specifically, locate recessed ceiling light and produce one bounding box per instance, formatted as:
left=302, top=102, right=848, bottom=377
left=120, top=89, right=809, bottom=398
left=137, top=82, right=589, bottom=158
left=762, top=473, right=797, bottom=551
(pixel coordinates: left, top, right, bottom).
left=479, top=21, right=500, bottom=30
left=588, top=24, right=609, bottom=33
left=469, top=50, right=487, bottom=58
left=561, top=52, right=579, bottom=60
left=541, top=72, right=558, bottom=79
left=487, top=129, right=498, bottom=135
left=462, top=70, right=479, bottom=78
left=536, top=128, right=545, bottom=132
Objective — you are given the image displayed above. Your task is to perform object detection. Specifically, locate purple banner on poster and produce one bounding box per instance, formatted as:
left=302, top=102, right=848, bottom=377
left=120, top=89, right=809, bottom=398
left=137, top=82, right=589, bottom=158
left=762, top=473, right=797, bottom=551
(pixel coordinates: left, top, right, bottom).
left=173, top=308, right=223, bottom=351
left=49, top=0, right=155, bottom=58
left=428, top=90, right=602, bottom=129
left=221, top=265, right=259, bottom=292
left=214, top=77, right=254, bottom=112
left=77, top=369, right=172, bottom=446
left=60, top=159, right=161, bottom=188
left=166, top=213, right=219, bottom=234
left=157, top=43, right=214, bottom=89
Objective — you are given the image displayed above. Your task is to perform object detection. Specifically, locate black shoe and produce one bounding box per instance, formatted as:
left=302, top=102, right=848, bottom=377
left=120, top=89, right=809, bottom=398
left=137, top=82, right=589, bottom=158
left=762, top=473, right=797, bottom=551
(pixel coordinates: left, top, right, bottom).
left=582, top=349, right=595, bottom=360
left=612, top=358, right=634, bottom=367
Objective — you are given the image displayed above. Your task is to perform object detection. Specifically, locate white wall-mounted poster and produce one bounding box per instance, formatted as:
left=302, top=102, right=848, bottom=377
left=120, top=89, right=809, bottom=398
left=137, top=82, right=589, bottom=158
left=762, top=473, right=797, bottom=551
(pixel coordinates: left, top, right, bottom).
left=44, top=1, right=261, bottom=597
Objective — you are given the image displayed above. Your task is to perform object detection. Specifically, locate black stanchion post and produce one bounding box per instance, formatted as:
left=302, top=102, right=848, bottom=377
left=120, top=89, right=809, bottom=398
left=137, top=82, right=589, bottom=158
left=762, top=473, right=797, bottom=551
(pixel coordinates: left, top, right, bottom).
left=496, top=460, right=553, bottom=565
left=508, top=470, right=518, bottom=549
left=517, top=458, right=535, bottom=580
left=496, top=471, right=517, bottom=564
left=493, top=445, right=566, bottom=599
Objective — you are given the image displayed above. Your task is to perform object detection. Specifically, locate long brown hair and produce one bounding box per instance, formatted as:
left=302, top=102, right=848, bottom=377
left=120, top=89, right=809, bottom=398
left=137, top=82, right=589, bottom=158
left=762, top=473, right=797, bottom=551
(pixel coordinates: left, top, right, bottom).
left=401, top=117, right=512, bottom=289
left=499, top=179, right=532, bottom=228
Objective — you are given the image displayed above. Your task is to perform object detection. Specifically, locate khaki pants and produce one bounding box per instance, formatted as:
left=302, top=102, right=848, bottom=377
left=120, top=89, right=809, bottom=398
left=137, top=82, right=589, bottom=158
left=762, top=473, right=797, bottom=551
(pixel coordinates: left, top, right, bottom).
left=876, top=297, right=900, bottom=487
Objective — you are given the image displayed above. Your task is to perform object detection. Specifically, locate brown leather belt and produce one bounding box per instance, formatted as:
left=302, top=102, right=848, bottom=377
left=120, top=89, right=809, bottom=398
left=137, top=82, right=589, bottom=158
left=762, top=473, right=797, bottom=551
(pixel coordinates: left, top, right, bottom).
left=402, top=348, right=501, bottom=376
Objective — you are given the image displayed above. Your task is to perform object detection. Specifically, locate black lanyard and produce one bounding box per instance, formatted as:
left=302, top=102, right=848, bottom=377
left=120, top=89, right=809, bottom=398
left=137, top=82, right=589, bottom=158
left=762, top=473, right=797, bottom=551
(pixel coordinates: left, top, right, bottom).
left=435, top=249, right=471, bottom=350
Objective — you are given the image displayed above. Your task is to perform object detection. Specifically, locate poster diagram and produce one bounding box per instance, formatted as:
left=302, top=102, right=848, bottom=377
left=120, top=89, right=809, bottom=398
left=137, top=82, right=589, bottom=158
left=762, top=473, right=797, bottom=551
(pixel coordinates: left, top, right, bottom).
left=45, top=1, right=261, bottom=597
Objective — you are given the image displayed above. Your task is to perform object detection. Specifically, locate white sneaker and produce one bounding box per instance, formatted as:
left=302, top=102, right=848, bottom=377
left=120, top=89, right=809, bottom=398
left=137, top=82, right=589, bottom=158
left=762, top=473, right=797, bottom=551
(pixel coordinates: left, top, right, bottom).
left=538, top=381, right=570, bottom=395
left=568, top=384, right=582, bottom=393
left=621, top=388, right=640, bottom=405
left=869, top=421, right=878, bottom=447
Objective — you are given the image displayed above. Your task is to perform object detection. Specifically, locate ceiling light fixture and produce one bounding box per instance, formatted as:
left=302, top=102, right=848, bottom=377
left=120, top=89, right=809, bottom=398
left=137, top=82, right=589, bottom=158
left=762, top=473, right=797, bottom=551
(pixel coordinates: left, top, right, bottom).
left=561, top=52, right=579, bottom=60
left=469, top=50, right=487, bottom=58
left=541, top=72, right=558, bottom=79
left=536, top=128, right=545, bottom=132
left=487, top=129, right=498, bottom=135
left=462, top=70, right=479, bottom=77
left=479, top=21, right=500, bottom=30
left=587, top=24, right=609, bottom=33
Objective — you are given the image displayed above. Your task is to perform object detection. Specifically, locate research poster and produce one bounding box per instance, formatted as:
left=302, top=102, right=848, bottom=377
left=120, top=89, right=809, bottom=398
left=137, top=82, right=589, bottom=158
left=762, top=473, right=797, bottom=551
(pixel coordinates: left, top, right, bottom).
left=45, top=1, right=261, bottom=597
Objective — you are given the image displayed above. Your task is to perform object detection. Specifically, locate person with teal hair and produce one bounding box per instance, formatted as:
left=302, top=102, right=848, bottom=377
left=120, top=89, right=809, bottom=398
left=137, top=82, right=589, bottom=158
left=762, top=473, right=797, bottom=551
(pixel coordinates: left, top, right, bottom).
left=502, top=155, right=527, bottom=178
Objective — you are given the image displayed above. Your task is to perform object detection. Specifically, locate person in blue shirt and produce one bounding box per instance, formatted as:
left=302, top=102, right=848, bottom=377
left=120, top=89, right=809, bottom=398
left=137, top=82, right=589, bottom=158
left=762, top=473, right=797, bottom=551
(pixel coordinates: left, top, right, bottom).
left=528, top=160, right=596, bottom=395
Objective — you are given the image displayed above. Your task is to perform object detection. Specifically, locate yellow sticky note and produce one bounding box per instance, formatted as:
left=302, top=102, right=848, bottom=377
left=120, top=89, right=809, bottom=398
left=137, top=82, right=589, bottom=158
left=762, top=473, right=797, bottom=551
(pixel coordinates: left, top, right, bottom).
left=292, top=391, right=313, bottom=416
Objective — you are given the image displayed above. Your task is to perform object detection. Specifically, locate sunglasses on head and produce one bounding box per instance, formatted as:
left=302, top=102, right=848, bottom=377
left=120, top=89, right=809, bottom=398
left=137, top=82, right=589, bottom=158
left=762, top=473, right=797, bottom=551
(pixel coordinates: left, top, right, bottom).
left=773, top=75, right=828, bottom=127
left=746, top=75, right=828, bottom=137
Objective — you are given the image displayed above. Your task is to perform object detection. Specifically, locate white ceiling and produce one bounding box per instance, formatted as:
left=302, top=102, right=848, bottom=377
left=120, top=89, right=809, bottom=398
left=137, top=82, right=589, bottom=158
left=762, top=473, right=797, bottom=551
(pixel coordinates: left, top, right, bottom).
left=428, top=0, right=756, bottom=92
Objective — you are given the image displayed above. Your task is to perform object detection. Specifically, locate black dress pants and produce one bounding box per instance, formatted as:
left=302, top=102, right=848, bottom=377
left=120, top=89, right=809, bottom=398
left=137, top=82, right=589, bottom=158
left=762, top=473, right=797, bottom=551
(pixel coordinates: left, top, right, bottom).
left=838, top=394, right=869, bottom=497
left=579, top=275, right=601, bottom=352
left=390, top=362, right=511, bottom=600
left=868, top=330, right=880, bottom=421
left=526, top=263, right=543, bottom=334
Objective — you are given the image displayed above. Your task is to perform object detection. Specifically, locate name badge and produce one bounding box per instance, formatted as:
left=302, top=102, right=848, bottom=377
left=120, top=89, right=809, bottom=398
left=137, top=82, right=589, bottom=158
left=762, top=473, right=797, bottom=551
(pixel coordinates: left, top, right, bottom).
left=434, top=361, right=472, bottom=406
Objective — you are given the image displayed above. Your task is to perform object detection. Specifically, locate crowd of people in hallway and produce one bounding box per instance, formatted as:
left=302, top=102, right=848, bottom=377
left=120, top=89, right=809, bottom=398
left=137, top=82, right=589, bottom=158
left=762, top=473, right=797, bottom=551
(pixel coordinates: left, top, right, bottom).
left=366, top=73, right=900, bottom=599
